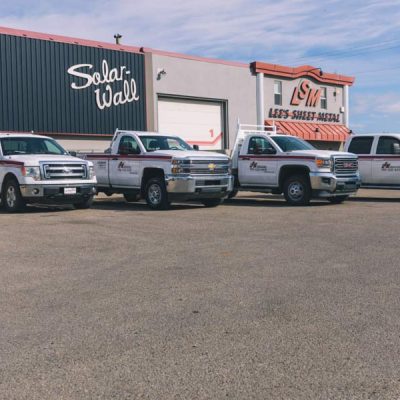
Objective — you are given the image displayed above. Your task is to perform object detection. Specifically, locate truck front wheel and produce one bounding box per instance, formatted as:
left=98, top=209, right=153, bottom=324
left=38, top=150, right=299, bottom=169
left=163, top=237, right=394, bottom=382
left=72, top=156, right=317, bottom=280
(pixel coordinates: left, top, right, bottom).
left=2, top=179, right=25, bottom=213
left=145, top=178, right=169, bottom=210
left=283, top=175, right=311, bottom=206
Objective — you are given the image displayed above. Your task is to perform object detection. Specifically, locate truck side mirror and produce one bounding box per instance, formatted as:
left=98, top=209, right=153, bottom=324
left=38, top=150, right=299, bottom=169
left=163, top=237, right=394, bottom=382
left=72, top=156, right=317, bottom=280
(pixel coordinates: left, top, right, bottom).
left=69, top=151, right=77, bottom=157
left=392, top=142, right=400, bottom=154
left=193, top=144, right=199, bottom=151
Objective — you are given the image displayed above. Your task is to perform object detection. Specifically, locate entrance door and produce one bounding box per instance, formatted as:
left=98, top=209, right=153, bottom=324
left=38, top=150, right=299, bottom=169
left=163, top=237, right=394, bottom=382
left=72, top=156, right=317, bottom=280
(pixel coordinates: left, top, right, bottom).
left=158, top=97, right=225, bottom=150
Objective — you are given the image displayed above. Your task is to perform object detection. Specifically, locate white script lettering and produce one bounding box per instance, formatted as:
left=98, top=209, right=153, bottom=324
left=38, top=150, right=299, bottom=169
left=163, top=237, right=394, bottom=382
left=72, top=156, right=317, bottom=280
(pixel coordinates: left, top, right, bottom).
left=67, top=59, right=140, bottom=110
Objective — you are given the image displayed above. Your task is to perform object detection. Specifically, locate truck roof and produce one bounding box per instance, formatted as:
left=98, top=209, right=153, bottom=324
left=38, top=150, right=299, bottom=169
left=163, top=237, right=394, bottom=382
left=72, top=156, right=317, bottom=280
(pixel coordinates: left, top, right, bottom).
left=116, top=130, right=180, bottom=137
left=0, top=133, right=51, bottom=139
left=349, top=132, right=400, bottom=137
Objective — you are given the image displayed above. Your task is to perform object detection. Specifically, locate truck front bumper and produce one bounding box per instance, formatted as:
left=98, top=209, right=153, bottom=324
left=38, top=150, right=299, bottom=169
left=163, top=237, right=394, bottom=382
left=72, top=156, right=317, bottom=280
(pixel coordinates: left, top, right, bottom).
left=309, top=172, right=361, bottom=197
left=20, top=183, right=97, bottom=204
left=165, top=174, right=234, bottom=200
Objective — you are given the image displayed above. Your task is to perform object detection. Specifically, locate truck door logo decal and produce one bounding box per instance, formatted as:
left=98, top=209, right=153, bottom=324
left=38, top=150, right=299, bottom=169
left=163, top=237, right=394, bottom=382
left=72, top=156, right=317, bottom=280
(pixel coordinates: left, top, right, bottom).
left=117, top=161, right=132, bottom=173
left=250, top=161, right=267, bottom=173
left=382, top=162, right=400, bottom=171
left=67, top=60, right=140, bottom=110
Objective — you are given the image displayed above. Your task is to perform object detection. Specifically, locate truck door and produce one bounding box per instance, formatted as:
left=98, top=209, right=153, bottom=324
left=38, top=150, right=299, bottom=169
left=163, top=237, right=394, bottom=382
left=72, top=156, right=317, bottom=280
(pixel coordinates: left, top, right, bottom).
left=347, top=136, right=374, bottom=184
left=371, top=136, right=400, bottom=185
left=238, top=136, right=278, bottom=186
left=110, top=135, right=141, bottom=188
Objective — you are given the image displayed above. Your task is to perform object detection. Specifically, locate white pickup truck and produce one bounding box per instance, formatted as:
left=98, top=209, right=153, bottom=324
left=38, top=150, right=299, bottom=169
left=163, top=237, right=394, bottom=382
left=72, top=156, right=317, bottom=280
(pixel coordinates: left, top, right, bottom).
left=86, top=130, right=233, bottom=209
left=0, top=133, right=96, bottom=212
left=229, top=124, right=361, bottom=205
left=344, top=133, right=400, bottom=188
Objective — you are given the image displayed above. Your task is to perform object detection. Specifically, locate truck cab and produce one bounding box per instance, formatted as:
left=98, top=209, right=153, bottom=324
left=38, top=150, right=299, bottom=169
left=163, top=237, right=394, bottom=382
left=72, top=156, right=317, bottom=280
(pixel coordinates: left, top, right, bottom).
left=230, top=124, right=361, bottom=205
left=344, top=133, right=400, bottom=188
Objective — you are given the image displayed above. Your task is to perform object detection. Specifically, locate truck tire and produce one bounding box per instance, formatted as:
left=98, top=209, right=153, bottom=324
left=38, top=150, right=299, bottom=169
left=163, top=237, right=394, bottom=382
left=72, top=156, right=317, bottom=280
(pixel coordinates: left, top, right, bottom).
left=123, top=193, right=139, bottom=202
left=73, top=196, right=94, bottom=210
left=283, top=174, right=311, bottom=206
left=2, top=178, right=25, bottom=213
left=228, top=176, right=239, bottom=199
left=201, top=198, right=223, bottom=207
left=227, top=189, right=238, bottom=199
left=145, top=177, right=169, bottom=210
left=328, top=195, right=348, bottom=204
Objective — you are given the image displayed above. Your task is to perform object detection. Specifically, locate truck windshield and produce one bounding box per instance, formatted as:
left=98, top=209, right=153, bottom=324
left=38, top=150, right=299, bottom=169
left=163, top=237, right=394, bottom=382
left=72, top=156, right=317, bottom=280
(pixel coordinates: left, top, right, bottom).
left=270, top=136, right=315, bottom=152
left=0, top=137, right=68, bottom=156
left=140, top=136, right=192, bottom=152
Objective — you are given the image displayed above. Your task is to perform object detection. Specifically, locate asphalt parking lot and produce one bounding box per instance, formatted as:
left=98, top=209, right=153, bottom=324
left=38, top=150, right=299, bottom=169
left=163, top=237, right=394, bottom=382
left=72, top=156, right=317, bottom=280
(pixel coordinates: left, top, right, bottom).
left=1, top=189, right=400, bottom=399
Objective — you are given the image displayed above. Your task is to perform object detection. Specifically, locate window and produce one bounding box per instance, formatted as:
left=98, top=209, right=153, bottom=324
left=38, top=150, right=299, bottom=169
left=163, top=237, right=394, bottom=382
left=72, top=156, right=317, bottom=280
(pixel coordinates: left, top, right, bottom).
left=0, top=137, right=67, bottom=155
left=118, top=136, right=140, bottom=155
left=348, top=137, right=374, bottom=154
left=270, top=136, right=315, bottom=152
left=248, top=137, right=275, bottom=155
left=140, top=136, right=192, bottom=152
left=274, top=81, right=282, bottom=106
left=320, top=87, right=327, bottom=109
left=377, top=136, right=400, bottom=154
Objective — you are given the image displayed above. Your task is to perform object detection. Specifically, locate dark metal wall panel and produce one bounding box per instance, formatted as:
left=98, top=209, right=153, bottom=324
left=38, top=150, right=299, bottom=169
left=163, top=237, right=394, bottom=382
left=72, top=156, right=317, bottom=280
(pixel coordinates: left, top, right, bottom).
left=0, top=34, right=146, bottom=135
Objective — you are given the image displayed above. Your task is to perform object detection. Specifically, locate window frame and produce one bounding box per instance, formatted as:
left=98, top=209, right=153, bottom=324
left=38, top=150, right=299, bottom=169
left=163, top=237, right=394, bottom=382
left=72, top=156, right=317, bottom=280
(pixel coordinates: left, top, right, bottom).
left=274, top=80, right=282, bottom=106
left=320, top=87, right=327, bottom=109
left=118, top=135, right=141, bottom=155
left=347, top=136, right=374, bottom=155
left=376, top=136, right=400, bottom=155
left=247, top=136, right=276, bottom=155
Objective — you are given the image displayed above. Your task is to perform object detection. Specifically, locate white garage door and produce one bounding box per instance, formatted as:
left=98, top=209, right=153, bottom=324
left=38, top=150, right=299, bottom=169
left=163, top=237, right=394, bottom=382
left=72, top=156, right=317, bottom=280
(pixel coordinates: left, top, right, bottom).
left=158, top=97, right=224, bottom=150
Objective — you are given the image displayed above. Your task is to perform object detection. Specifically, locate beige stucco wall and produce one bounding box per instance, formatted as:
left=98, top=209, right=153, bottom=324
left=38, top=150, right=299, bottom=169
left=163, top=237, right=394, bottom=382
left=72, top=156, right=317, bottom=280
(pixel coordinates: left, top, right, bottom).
left=147, top=53, right=257, bottom=149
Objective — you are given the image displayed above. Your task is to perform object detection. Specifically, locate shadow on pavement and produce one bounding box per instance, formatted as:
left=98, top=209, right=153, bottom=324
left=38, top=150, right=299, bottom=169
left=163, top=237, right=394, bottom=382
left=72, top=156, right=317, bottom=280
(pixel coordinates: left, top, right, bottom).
left=223, top=196, right=330, bottom=208
left=92, top=199, right=204, bottom=212
left=349, top=196, right=400, bottom=203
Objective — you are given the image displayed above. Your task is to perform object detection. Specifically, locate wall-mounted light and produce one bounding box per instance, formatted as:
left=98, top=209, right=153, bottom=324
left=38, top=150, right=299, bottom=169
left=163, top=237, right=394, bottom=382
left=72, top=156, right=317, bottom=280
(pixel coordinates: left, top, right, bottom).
left=157, top=68, right=167, bottom=80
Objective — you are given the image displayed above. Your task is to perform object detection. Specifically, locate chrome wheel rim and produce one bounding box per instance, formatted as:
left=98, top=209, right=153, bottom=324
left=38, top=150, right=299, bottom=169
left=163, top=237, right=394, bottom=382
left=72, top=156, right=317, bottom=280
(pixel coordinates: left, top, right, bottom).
left=6, top=186, right=16, bottom=208
left=288, top=181, right=304, bottom=201
left=148, top=184, right=162, bottom=205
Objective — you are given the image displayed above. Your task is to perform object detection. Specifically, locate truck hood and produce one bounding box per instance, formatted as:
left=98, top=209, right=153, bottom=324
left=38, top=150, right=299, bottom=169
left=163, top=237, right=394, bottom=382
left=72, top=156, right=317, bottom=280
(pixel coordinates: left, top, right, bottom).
left=4, top=154, right=90, bottom=166
left=286, top=150, right=356, bottom=158
left=148, top=150, right=230, bottom=161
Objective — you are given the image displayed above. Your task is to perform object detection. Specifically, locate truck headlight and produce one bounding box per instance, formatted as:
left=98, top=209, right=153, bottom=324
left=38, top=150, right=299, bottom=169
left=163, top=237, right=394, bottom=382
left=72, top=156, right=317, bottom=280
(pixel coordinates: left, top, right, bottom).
left=22, top=166, right=41, bottom=180
left=315, top=158, right=332, bottom=169
left=171, top=159, right=188, bottom=174
left=88, top=165, right=95, bottom=179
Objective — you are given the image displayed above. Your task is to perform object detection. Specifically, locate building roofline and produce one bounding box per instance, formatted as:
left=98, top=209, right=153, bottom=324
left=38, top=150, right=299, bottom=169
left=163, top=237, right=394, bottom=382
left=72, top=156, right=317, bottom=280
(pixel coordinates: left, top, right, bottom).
left=0, top=26, right=142, bottom=54
left=251, top=61, right=355, bottom=86
left=140, top=47, right=249, bottom=68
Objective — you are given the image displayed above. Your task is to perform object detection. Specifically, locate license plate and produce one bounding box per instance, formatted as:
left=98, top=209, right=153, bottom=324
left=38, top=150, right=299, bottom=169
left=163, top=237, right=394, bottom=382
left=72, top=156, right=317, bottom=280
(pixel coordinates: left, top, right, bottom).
left=64, top=187, right=77, bottom=195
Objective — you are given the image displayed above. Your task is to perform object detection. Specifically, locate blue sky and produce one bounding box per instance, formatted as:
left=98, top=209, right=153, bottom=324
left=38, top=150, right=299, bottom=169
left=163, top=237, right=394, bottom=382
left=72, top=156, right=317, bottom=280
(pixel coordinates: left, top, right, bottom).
left=1, top=0, right=400, bottom=133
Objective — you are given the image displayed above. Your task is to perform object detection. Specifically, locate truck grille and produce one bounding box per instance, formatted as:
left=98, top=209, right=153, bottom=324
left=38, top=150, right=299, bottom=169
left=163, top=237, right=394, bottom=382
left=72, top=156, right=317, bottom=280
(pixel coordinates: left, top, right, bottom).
left=42, top=163, right=87, bottom=180
left=183, top=160, right=230, bottom=175
left=334, top=157, right=358, bottom=176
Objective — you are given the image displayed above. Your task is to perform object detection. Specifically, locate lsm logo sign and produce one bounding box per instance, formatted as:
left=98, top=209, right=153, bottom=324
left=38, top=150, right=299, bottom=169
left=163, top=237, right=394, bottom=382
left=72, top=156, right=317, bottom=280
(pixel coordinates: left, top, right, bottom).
left=290, top=80, right=321, bottom=107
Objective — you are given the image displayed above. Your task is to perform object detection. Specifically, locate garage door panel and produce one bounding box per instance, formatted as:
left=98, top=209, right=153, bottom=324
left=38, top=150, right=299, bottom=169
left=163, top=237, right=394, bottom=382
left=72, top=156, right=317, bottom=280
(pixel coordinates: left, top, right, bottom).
left=158, top=98, right=224, bottom=150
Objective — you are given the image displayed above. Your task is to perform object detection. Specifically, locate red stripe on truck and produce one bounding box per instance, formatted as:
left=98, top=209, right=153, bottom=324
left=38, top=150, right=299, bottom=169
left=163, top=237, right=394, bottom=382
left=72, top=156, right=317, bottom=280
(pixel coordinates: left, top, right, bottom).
left=238, top=155, right=316, bottom=161
left=0, top=160, right=24, bottom=167
left=86, top=154, right=173, bottom=161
